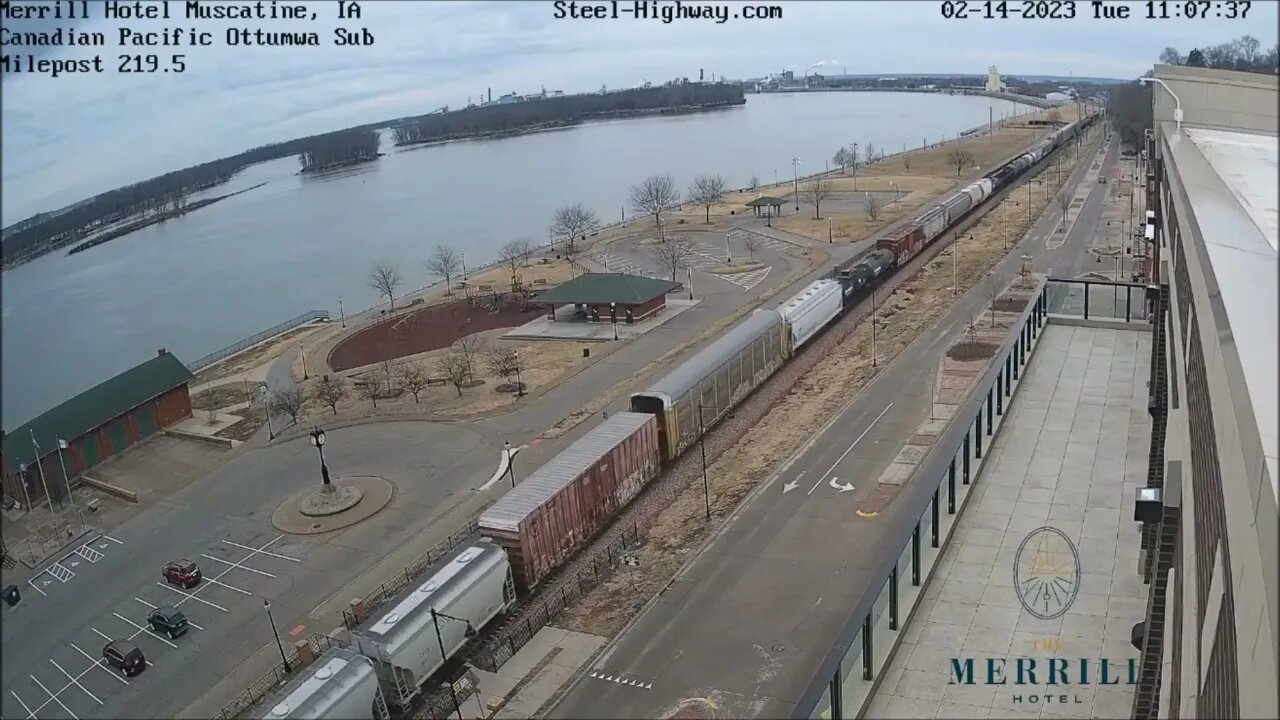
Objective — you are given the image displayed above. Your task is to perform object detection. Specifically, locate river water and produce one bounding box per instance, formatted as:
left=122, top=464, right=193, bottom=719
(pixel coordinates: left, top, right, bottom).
left=1, top=92, right=1023, bottom=427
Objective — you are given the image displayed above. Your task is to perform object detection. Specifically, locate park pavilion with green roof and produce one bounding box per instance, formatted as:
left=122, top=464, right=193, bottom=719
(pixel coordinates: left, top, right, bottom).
left=1, top=349, right=194, bottom=510
left=532, top=272, right=682, bottom=324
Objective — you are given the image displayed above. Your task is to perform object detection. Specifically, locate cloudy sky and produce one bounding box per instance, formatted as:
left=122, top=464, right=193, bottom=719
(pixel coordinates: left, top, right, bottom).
left=2, top=0, right=1275, bottom=225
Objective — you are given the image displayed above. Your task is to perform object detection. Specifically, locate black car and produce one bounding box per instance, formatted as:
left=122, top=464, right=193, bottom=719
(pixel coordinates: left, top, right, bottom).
left=102, top=639, right=146, bottom=677
left=147, top=606, right=189, bottom=639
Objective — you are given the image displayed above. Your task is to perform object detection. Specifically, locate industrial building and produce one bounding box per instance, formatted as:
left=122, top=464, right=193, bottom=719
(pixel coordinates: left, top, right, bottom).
left=1133, top=63, right=1277, bottom=719
left=1, top=349, right=194, bottom=509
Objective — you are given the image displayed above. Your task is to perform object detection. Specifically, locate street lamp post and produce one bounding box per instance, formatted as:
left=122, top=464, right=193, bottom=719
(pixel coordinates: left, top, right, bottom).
left=55, top=439, right=83, bottom=527
left=791, top=157, right=800, bottom=211
left=339, top=296, right=346, bottom=328
left=430, top=608, right=477, bottom=720
left=871, top=289, right=878, bottom=368
left=513, top=350, right=524, bottom=397
left=300, top=343, right=309, bottom=380
left=724, top=232, right=732, bottom=263
left=309, top=427, right=331, bottom=486
left=505, top=441, right=516, bottom=488
left=696, top=405, right=713, bottom=520
left=851, top=143, right=858, bottom=191
left=29, top=430, right=56, bottom=513
left=610, top=302, right=619, bottom=341
left=260, top=385, right=275, bottom=440
left=263, top=600, right=292, bottom=673
left=952, top=237, right=959, bottom=296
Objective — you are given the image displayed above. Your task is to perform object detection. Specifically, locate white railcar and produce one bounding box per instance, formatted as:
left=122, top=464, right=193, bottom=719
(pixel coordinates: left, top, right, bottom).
left=919, top=206, right=948, bottom=243
left=775, top=280, right=842, bottom=353
left=259, top=648, right=389, bottom=720
left=352, top=544, right=515, bottom=707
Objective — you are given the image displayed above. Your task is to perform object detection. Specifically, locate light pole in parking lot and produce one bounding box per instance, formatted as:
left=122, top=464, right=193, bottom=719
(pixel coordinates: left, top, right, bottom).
left=610, top=302, right=619, bottom=341
left=505, top=441, right=516, bottom=488
left=55, top=438, right=83, bottom=527
left=696, top=405, right=714, bottom=520
left=309, top=427, right=331, bottom=486
left=263, top=600, right=291, bottom=673
left=430, top=608, right=477, bottom=720
left=791, top=157, right=801, bottom=211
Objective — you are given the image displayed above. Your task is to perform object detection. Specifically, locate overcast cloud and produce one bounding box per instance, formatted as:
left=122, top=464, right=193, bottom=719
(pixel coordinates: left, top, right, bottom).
left=2, top=0, right=1275, bottom=225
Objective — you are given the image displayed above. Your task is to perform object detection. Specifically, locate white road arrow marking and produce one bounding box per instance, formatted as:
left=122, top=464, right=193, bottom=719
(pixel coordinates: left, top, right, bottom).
left=69, top=560, right=80, bottom=567
left=807, top=403, right=893, bottom=495
left=829, top=477, right=855, bottom=493
left=783, top=480, right=798, bottom=494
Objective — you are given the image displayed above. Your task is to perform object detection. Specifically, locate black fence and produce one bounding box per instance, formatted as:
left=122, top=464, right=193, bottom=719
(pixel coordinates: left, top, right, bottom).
left=468, top=521, right=642, bottom=673
left=190, top=309, right=329, bottom=371
left=216, top=634, right=348, bottom=719
left=341, top=520, right=480, bottom=630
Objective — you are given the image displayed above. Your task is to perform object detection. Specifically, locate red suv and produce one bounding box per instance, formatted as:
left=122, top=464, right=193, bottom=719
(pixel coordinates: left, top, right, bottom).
left=162, top=559, right=202, bottom=589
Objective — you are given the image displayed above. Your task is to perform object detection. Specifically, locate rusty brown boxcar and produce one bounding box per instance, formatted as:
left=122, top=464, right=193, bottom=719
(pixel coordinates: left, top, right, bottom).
left=478, top=411, right=660, bottom=593
left=876, top=222, right=927, bottom=265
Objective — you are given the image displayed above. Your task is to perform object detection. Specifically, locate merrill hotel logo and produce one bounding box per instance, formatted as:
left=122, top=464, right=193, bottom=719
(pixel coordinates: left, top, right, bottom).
left=948, top=526, right=1137, bottom=707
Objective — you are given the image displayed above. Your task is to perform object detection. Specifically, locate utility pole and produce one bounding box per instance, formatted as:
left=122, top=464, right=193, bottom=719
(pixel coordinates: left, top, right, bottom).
left=850, top=143, right=858, bottom=191
left=791, top=157, right=800, bottom=211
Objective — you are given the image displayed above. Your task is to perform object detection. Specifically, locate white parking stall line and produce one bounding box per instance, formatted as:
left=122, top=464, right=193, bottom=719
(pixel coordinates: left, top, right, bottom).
left=203, top=577, right=253, bottom=596
left=219, top=537, right=299, bottom=562
left=28, top=676, right=76, bottom=720
left=26, top=578, right=48, bottom=596
left=113, top=612, right=178, bottom=648
left=68, top=644, right=128, bottom=686
left=156, top=583, right=229, bottom=612
left=97, top=535, right=123, bottom=545
left=48, top=659, right=102, bottom=706
left=199, top=553, right=276, bottom=578
left=9, top=690, right=35, bottom=719
left=89, top=627, right=113, bottom=643
left=134, top=597, right=204, bottom=630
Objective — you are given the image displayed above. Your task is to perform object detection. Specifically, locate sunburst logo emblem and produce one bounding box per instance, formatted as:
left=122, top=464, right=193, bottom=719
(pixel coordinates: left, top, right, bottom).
left=1013, top=526, right=1081, bottom=619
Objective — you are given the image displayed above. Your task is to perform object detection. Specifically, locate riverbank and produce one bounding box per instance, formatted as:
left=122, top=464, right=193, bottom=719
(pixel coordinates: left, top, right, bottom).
left=64, top=182, right=268, bottom=257
left=298, top=154, right=383, bottom=174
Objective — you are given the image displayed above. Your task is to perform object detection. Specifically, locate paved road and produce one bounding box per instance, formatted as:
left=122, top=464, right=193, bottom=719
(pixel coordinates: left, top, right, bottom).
left=549, top=128, right=1121, bottom=719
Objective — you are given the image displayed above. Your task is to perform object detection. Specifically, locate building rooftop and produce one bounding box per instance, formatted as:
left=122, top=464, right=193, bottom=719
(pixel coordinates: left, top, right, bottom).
left=1166, top=124, right=1278, bottom=500
left=2, top=349, right=193, bottom=466
left=531, top=272, right=680, bottom=306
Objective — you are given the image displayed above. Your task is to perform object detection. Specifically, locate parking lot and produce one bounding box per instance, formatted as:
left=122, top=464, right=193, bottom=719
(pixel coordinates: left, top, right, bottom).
left=3, top=533, right=303, bottom=720
left=590, top=230, right=793, bottom=291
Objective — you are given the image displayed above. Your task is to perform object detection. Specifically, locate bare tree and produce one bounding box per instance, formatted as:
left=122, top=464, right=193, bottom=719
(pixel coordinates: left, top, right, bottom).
left=426, top=244, right=462, bottom=295
left=748, top=176, right=760, bottom=191
left=948, top=148, right=975, bottom=177
left=498, top=239, right=527, bottom=292
left=987, top=273, right=1000, bottom=327
left=833, top=147, right=850, bottom=173
left=368, top=263, right=402, bottom=310
left=902, top=154, right=912, bottom=173
left=357, top=378, right=382, bottom=408
left=1158, top=46, right=1184, bottom=65
left=629, top=174, right=680, bottom=241
left=453, top=334, right=486, bottom=383
left=1058, top=192, right=1071, bottom=224
left=311, top=376, right=347, bottom=415
left=800, top=177, right=832, bottom=219
left=486, top=346, right=520, bottom=385
left=396, top=364, right=430, bottom=403
left=514, top=236, right=536, bottom=265
left=865, top=192, right=882, bottom=221
left=1046, top=109, right=1062, bottom=124
left=863, top=143, right=878, bottom=166
left=549, top=203, right=600, bottom=261
left=743, top=233, right=762, bottom=260
left=688, top=174, right=727, bottom=223
left=436, top=351, right=470, bottom=397
left=651, top=234, right=696, bottom=281
left=268, top=387, right=304, bottom=425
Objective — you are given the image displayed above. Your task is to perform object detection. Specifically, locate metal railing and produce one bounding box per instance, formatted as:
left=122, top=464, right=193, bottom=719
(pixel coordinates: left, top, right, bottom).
left=216, top=633, right=348, bottom=719
left=341, top=520, right=479, bottom=630
left=791, top=278, right=1050, bottom=720
left=1045, top=276, right=1151, bottom=324
left=189, top=309, right=330, bottom=372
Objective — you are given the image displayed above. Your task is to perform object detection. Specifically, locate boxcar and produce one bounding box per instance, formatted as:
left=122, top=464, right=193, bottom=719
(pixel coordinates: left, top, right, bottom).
left=478, top=412, right=660, bottom=592
left=631, top=310, right=788, bottom=461
left=876, top=223, right=927, bottom=265
left=943, top=191, right=972, bottom=222
left=918, top=206, right=948, bottom=243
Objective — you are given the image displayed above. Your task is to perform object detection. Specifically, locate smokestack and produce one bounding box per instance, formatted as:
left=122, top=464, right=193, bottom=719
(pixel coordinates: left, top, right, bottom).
left=488, top=87, right=492, bottom=103
left=700, top=68, right=704, bottom=82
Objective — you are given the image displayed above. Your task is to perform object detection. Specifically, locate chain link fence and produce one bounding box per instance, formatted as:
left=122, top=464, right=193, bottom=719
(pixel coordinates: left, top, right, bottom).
left=189, top=309, right=329, bottom=372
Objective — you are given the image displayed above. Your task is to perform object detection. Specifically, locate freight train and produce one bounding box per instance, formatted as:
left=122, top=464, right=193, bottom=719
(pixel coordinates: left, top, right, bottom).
left=256, top=113, right=1095, bottom=719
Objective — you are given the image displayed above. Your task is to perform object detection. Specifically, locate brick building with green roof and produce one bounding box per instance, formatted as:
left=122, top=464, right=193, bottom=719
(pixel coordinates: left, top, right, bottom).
left=1, top=349, right=194, bottom=509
